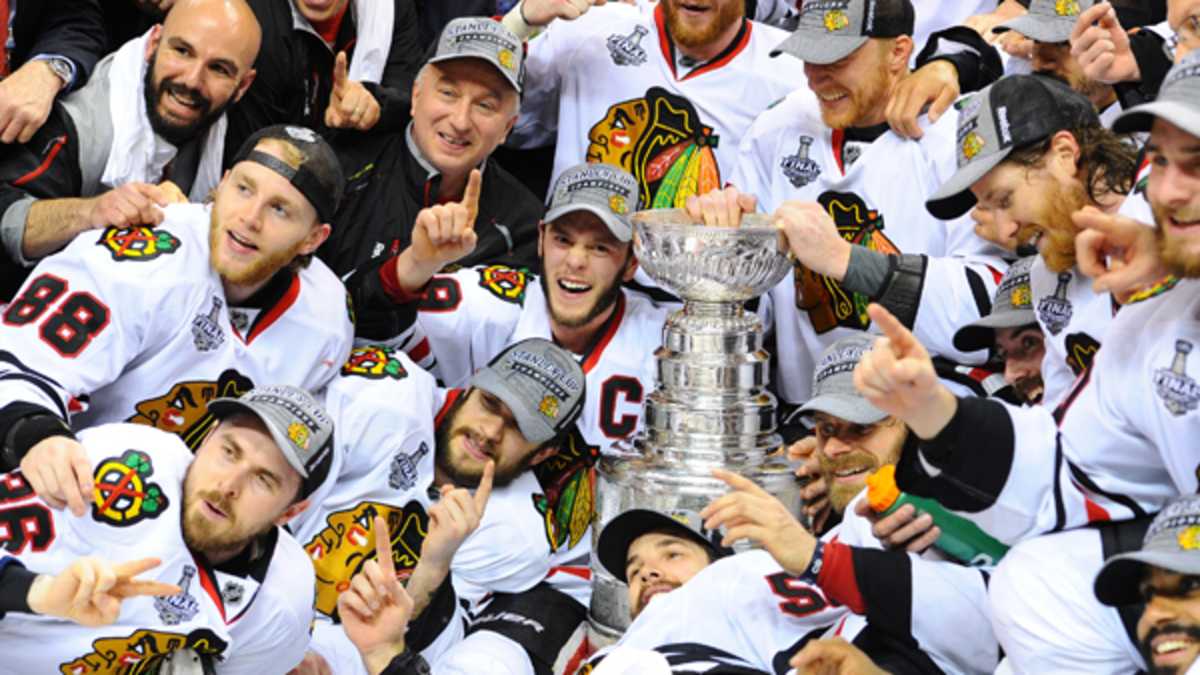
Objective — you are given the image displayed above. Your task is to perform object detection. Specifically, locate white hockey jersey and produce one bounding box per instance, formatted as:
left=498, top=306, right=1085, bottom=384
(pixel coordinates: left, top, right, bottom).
left=0, top=203, right=353, bottom=448
left=512, top=2, right=805, bottom=206
left=0, top=423, right=314, bottom=674
left=731, top=90, right=1006, bottom=403
left=1029, top=259, right=1111, bottom=408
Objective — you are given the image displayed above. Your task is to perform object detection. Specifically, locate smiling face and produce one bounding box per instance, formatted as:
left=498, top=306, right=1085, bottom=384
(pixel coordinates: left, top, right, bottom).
left=435, top=388, right=541, bottom=489
left=994, top=325, right=1046, bottom=404
left=1147, top=119, right=1200, bottom=278
left=538, top=212, right=636, bottom=332
left=182, top=414, right=307, bottom=564
left=625, top=532, right=712, bottom=619
left=1137, top=567, right=1200, bottom=675
left=803, top=38, right=911, bottom=130
left=410, top=60, right=518, bottom=186
left=814, top=413, right=907, bottom=513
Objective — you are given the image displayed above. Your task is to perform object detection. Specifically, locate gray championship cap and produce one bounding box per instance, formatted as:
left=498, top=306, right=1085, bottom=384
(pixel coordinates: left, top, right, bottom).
left=597, top=508, right=733, bottom=582
left=926, top=74, right=1100, bottom=220
left=1113, top=50, right=1200, bottom=138
left=231, top=125, right=345, bottom=224
left=797, top=334, right=888, bottom=426
left=544, top=164, right=639, bottom=242
left=1095, top=494, right=1200, bottom=606
left=771, top=0, right=915, bottom=65
left=428, top=17, right=524, bottom=94
left=993, top=0, right=1095, bottom=44
left=469, top=338, right=586, bottom=445
left=208, top=385, right=335, bottom=499
left=953, top=256, right=1038, bottom=352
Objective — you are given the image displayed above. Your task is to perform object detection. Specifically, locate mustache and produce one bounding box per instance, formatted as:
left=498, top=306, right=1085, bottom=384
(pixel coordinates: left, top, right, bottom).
left=1141, top=623, right=1200, bottom=671
left=197, top=490, right=235, bottom=522
left=160, top=79, right=212, bottom=112
left=1013, top=375, right=1044, bottom=403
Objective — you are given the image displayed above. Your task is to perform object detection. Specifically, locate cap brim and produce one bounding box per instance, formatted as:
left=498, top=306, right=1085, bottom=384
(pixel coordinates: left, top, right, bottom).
left=771, top=31, right=868, bottom=65
left=1094, top=549, right=1200, bottom=606
left=597, top=510, right=719, bottom=582
left=545, top=203, right=632, bottom=242
left=992, top=15, right=1072, bottom=44
left=1113, top=100, right=1200, bottom=138
left=953, top=309, right=1037, bottom=352
left=796, top=393, right=888, bottom=426
left=208, top=398, right=309, bottom=478
left=468, top=369, right=554, bottom=446
left=926, top=148, right=1012, bottom=220
left=427, top=53, right=522, bottom=94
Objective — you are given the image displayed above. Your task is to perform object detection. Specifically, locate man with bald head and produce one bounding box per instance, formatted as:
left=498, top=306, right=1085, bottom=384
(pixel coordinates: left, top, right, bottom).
left=0, top=0, right=261, bottom=299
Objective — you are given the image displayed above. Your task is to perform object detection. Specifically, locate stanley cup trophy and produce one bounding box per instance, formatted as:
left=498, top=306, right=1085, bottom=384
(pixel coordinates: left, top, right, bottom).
left=589, top=209, right=801, bottom=643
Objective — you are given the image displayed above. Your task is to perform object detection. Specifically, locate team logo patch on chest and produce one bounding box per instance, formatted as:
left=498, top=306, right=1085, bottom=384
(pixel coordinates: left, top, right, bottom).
left=1155, top=339, right=1200, bottom=416
left=154, top=565, right=200, bottom=625
left=191, top=297, right=225, bottom=352
left=780, top=136, right=821, bottom=188
left=606, top=25, right=649, bottom=66
left=389, top=442, right=431, bottom=491
left=59, top=627, right=227, bottom=675
left=127, top=369, right=254, bottom=449
left=587, top=87, right=720, bottom=210
left=92, top=450, right=169, bottom=527
left=1038, top=272, right=1075, bottom=335
left=532, top=428, right=599, bottom=552
left=342, top=345, right=409, bottom=380
left=96, top=226, right=181, bottom=262
left=478, top=265, right=529, bottom=304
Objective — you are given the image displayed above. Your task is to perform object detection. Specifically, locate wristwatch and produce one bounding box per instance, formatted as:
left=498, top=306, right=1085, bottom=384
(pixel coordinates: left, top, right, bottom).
left=35, top=56, right=74, bottom=90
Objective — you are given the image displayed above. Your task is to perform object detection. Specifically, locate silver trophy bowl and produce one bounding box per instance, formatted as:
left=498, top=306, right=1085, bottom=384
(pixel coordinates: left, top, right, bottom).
left=633, top=209, right=792, bottom=304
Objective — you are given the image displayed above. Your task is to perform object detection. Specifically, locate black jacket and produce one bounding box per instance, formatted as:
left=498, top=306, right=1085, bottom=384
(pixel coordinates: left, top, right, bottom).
left=11, top=0, right=106, bottom=92
left=321, top=127, right=544, bottom=341
left=224, top=0, right=422, bottom=163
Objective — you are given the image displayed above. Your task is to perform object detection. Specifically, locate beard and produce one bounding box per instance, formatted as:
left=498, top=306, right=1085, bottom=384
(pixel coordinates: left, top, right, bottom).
left=663, top=0, right=744, bottom=50
left=1018, top=178, right=1089, bottom=273
left=181, top=472, right=269, bottom=561
left=631, top=580, right=681, bottom=618
left=434, top=394, right=534, bottom=489
left=541, top=261, right=627, bottom=329
left=143, top=50, right=231, bottom=146
left=208, top=208, right=305, bottom=288
left=817, top=449, right=882, bottom=513
left=816, top=58, right=892, bottom=130
left=1139, top=623, right=1200, bottom=675
left=1013, top=375, right=1045, bottom=404
left=1153, top=202, right=1200, bottom=279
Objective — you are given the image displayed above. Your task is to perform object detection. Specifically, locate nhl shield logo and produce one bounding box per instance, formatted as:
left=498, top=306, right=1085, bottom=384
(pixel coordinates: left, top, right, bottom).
left=192, top=296, right=225, bottom=352
left=606, top=25, right=649, bottom=66
left=1155, top=340, right=1200, bottom=416
left=781, top=136, right=821, bottom=188
left=155, top=565, right=200, bottom=625
left=1037, top=272, right=1074, bottom=335
left=389, top=442, right=431, bottom=491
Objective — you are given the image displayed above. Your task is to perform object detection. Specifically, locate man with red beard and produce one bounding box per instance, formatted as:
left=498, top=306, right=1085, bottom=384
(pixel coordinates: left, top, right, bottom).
left=0, top=0, right=262, bottom=300
left=0, top=124, right=352, bottom=526
left=849, top=55, right=1200, bottom=673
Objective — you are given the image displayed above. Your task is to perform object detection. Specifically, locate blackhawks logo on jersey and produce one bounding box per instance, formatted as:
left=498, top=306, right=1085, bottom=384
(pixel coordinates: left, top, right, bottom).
left=532, top=427, right=598, bottom=553
left=60, top=627, right=227, bottom=675
left=127, top=369, right=254, bottom=449
left=587, top=87, right=720, bottom=210
left=304, top=500, right=429, bottom=618
left=92, top=450, right=169, bottom=527
left=1064, top=332, right=1101, bottom=376
left=478, top=265, right=530, bottom=305
left=97, top=226, right=181, bottom=262
left=342, top=345, right=409, bottom=380
left=794, top=191, right=899, bottom=334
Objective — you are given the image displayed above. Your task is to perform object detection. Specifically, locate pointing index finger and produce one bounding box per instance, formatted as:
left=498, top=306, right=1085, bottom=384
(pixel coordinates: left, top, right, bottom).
left=473, top=460, right=494, bottom=514
left=333, top=52, right=350, bottom=95
left=373, top=514, right=396, bottom=579
left=111, top=557, right=163, bottom=580
left=461, top=169, right=482, bottom=227
left=867, top=303, right=917, bottom=355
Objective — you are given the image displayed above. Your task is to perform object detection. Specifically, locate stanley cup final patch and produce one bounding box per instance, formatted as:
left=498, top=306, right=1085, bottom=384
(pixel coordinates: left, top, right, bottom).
left=1037, top=272, right=1074, bottom=335
left=1155, top=339, right=1200, bottom=416
left=607, top=25, right=649, bottom=66
left=781, top=136, right=821, bottom=188
left=155, top=565, right=200, bottom=625
left=192, top=296, right=225, bottom=352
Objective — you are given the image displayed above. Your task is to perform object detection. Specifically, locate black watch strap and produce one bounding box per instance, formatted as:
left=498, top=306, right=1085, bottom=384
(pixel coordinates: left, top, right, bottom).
left=1, top=413, right=74, bottom=471
left=381, top=650, right=431, bottom=675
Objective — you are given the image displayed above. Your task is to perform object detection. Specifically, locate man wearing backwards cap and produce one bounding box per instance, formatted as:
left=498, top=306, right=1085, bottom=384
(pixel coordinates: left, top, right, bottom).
left=324, top=17, right=546, bottom=344
left=1095, top=494, right=1200, bottom=675
left=852, top=56, right=1200, bottom=672
left=0, top=124, right=352, bottom=526
left=291, top=338, right=589, bottom=673
left=0, top=384, right=337, bottom=672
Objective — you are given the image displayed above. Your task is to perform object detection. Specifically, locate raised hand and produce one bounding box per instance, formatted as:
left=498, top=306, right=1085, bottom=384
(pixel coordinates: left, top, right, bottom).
left=1073, top=205, right=1167, bottom=303
left=1070, top=2, right=1139, bottom=84
left=21, top=436, right=94, bottom=517
left=700, top=468, right=816, bottom=576
left=420, top=460, right=494, bottom=572
left=338, top=515, right=414, bottom=675
left=410, top=169, right=482, bottom=271
left=683, top=186, right=757, bottom=228
left=517, top=0, right=608, bottom=26
left=27, top=556, right=181, bottom=627
left=325, top=52, right=382, bottom=131
left=0, top=60, right=68, bottom=145
left=852, top=304, right=956, bottom=439
left=885, top=60, right=959, bottom=140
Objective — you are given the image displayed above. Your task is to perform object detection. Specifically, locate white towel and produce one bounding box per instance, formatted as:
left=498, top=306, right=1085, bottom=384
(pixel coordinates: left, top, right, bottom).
left=347, top=0, right=395, bottom=84
left=100, top=29, right=227, bottom=201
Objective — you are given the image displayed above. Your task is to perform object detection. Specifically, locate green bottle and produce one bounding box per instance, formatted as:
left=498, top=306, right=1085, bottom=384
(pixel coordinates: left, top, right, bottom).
left=866, top=465, right=1009, bottom=567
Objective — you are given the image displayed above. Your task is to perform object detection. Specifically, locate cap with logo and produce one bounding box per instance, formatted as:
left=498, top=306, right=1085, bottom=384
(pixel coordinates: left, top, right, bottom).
left=428, top=17, right=524, bottom=94
left=207, top=385, right=335, bottom=499
left=230, top=124, right=345, bottom=225
left=953, top=256, right=1038, bottom=352
left=796, top=334, right=888, bottom=425
left=1113, top=50, right=1200, bottom=138
left=1094, top=494, right=1200, bottom=606
left=770, top=0, right=915, bottom=65
left=926, top=74, right=1099, bottom=220
left=469, top=338, right=586, bottom=446
left=597, top=508, right=733, bottom=582
left=544, top=164, right=640, bottom=242
left=993, top=0, right=1095, bottom=44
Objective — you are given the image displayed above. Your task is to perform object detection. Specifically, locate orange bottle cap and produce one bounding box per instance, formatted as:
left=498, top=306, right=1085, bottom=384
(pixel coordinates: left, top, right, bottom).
left=866, top=465, right=901, bottom=512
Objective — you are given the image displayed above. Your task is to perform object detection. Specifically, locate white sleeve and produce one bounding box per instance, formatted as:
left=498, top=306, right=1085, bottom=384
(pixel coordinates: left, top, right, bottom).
left=508, top=20, right=568, bottom=149
left=416, top=266, right=524, bottom=387
left=216, top=607, right=311, bottom=675
left=909, top=250, right=1005, bottom=365
left=308, top=620, right=370, bottom=675
left=432, top=631, right=536, bottom=675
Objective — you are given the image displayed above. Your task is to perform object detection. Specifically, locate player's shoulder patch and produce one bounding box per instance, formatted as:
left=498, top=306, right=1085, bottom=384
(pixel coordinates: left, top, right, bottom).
left=341, top=344, right=410, bottom=380
left=477, top=264, right=530, bottom=305
left=92, top=449, right=170, bottom=527
left=96, top=225, right=182, bottom=262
